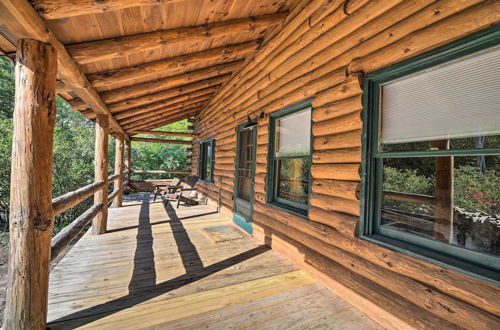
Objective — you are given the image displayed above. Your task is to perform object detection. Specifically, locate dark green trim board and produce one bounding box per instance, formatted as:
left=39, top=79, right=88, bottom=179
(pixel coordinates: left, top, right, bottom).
left=360, top=26, right=500, bottom=284
left=233, top=121, right=257, bottom=234
left=267, top=99, right=313, bottom=218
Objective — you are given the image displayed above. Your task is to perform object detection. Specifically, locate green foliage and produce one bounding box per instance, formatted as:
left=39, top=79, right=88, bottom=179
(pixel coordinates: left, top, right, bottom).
left=0, top=57, right=189, bottom=235
left=454, top=165, right=500, bottom=214
left=383, top=167, right=434, bottom=195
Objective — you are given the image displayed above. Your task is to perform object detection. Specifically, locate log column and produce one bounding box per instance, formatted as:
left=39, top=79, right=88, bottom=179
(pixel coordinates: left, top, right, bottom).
left=93, top=114, right=109, bottom=235
left=432, top=140, right=454, bottom=243
left=126, top=139, right=132, bottom=182
left=113, top=134, right=125, bottom=207
left=3, top=39, right=57, bottom=329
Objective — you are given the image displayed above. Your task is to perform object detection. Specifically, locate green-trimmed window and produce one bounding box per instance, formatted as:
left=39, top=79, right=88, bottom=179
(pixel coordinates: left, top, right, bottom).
left=361, top=27, right=500, bottom=282
left=199, top=138, right=215, bottom=183
left=268, top=101, right=312, bottom=216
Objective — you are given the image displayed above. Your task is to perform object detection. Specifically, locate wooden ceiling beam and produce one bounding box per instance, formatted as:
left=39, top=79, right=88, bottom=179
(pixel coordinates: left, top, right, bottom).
left=88, top=40, right=260, bottom=90
left=140, top=113, right=197, bottom=131
left=108, top=74, right=229, bottom=112
left=0, top=0, right=128, bottom=137
left=117, top=97, right=210, bottom=124
left=68, top=13, right=286, bottom=64
left=120, top=102, right=206, bottom=127
left=100, top=60, right=243, bottom=104
left=111, top=86, right=217, bottom=116
left=130, top=137, right=192, bottom=145
left=123, top=105, right=202, bottom=130
left=30, top=0, right=187, bottom=20
left=131, top=130, right=198, bottom=138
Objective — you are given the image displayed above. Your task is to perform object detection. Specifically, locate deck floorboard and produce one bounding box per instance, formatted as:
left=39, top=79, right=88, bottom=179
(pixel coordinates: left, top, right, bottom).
left=48, top=193, right=381, bottom=329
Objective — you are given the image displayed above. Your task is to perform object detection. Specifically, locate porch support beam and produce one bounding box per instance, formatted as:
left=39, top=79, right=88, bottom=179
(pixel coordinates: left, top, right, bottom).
left=68, top=14, right=286, bottom=64
left=123, top=106, right=202, bottom=130
left=93, top=114, right=109, bottom=235
left=125, top=139, right=132, bottom=183
left=0, top=0, right=128, bottom=137
left=113, top=134, right=125, bottom=207
left=130, top=137, right=192, bottom=145
left=3, top=38, right=57, bottom=329
left=30, top=0, right=187, bottom=19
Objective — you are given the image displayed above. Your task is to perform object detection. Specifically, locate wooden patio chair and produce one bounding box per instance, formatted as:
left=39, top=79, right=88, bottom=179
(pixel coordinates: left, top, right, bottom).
left=153, top=177, right=183, bottom=202
left=162, top=175, right=205, bottom=208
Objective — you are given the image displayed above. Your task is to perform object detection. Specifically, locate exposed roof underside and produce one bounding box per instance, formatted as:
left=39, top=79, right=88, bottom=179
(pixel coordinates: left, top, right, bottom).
left=0, top=0, right=299, bottom=135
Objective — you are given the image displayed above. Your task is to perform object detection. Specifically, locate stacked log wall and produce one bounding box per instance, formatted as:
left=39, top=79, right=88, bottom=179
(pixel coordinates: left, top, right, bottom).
left=191, top=0, right=500, bottom=328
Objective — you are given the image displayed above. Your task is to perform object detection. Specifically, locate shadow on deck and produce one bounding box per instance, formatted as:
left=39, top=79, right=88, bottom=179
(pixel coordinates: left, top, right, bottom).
left=47, top=193, right=381, bottom=329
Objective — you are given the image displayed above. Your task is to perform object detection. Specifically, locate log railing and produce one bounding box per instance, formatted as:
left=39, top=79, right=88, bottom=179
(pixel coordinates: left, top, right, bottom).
left=383, top=190, right=435, bottom=205
left=50, top=172, right=129, bottom=261
left=132, top=170, right=191, bottom=174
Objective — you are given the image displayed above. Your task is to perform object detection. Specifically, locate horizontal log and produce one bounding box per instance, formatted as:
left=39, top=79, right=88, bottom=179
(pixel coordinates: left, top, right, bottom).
left=126, top=107, right=202, bottom=131
left=313, top=111, right=362, bottom=137
left=108, top=76, right=227, bottom=112
left=310, top=193, right=360, bottom=217
left=311, top=164, right=360, bottom=181
left=107, top=189, right=120, bottom=202
left=68, top=98, right=87, bottom=111
left=130, top=137, right=192, bottom=145
left=311, top=179, right=359, bottom=201
left=314, top=130, right=362, bottom=151
left=132, top=170, right=191, bottom=174
left=100, top=61, right=243, bottom=104
left=52, top=180, right=106, bottom=216
left=383, top=190, right=435, bottom=205
left=131, top=130, right=198, bottom=138
left=88, top=41, right=260, bottom=89
left=51, top=203, right=103, bottom=261
left=117, top=99, right=208, bottom=125
left=312, top=147, right=361, bottom=164
left=107, top=173, right=121, bottom=181
left=31, top=0, right=186, bottom=19
left=312, top=95, right=362, bottom=122
left=68, top=14, right=286, bottom=64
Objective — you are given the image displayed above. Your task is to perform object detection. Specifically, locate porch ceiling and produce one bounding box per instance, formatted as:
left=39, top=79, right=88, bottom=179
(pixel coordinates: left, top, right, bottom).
left=0, top=0, right=298, bottom=135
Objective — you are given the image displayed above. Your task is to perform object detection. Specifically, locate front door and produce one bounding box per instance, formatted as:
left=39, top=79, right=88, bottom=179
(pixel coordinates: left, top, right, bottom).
left=233, top=123, right=257, bottom=234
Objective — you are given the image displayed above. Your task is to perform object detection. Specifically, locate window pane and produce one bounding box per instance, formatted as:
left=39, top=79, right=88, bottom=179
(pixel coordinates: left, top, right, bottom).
left=276, top=158, right=310, bottom=205
left=206, top=142, right=212, bottom=181
left=380, top=155, right=500, bottom=256
left=380, top=45, right=500, bottom=144
left=237, top=129, right=254, bottom=201
left=275, top=108, right=311, bottom=156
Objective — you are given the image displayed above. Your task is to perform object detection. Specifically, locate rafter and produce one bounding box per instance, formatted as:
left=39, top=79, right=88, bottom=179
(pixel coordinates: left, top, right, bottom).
left=30, top=0, right=188, bottom=19
left=111, top=86, right=218, bottom=116
left=108, top=75, right=229, bottom=112
left=87, top=41, right=260, bottom=90
left=100, top=60, right=243, bottom=104
left=140, top=113, right=197, bottom=131
left=131, top=130, right=198, bottom=138
left=121, top=103, right=205, bottom=127
left=117, top=98, right=209, bottom=124
left=0, top=0, right=128, bottom=137
left=68, top=14, right=286, bottom=64
left=123, top=105, right=202, bottom=130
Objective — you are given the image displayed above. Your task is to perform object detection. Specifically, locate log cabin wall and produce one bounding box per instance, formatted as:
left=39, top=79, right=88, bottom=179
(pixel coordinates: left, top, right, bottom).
left=190, top=0, right=500, bottom=328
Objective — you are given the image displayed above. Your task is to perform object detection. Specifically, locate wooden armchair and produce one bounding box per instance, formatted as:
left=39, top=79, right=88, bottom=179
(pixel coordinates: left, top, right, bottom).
left=153, top=177, right=183, bottom=202
left=162, top=176, right=204, bottom=208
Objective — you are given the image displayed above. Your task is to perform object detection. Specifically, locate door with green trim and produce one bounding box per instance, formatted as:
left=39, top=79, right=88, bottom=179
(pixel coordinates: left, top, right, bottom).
left=233, top=124, right=257, bottom=234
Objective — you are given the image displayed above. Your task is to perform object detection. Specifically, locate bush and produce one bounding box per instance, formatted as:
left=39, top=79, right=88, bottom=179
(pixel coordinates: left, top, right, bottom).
left=454, top=165, right=500, bottom=215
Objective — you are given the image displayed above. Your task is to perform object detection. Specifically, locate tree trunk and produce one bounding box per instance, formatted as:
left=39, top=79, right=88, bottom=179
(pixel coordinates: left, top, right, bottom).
left=3, top=38, right=57, bottom=329
left=93, top=114, right=109, bottom=235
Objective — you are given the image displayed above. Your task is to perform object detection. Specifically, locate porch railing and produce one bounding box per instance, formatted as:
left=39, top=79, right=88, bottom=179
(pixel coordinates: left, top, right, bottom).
left=50, top=171, right=129, bottom=261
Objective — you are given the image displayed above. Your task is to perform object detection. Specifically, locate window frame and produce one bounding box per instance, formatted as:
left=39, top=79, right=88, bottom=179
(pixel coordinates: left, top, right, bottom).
left=360, top=26, right=500, bottom=284
left=199, top=137, right=215, bottom=183
left=267, top=100, right=313, bottom=218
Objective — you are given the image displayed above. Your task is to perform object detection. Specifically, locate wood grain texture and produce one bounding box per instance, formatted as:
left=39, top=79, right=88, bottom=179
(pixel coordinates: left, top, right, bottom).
left=113, top=134, right=125, bottom=208
left=47, top=198, right=380, bottom=329
left=93, top=114, right=109, bottom=235
left=3, top=38, right=57, bottom=330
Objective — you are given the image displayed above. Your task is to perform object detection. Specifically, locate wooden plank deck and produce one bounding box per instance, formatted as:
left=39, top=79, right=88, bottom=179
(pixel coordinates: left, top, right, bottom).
left=48, top=193, right=382, bottom=329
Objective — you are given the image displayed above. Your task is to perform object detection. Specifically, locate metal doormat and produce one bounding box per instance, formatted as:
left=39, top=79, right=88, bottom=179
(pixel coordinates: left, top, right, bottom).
left=200, top=225, right=244, bottom=243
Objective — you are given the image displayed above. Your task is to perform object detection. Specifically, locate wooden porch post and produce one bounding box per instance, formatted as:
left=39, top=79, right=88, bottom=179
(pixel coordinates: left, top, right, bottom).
left=93, top=114, right=109, bottom=235
left=126, top=139, right=132, bottom=182
left=3, top=39, right=57, bottom=329
left=432, top=140, right=454, bottom=243
left=113, top=134, right=124, bottom=207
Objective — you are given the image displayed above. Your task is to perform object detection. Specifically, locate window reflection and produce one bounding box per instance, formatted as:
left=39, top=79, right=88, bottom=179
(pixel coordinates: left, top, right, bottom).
left=381, top=151, right=500, bottom=256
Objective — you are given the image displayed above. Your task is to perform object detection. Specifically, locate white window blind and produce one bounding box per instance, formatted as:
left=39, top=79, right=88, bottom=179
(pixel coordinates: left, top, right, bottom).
left=275, top=108, right=311, bottom=156
left=380, top=45, right=500, bottom=144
